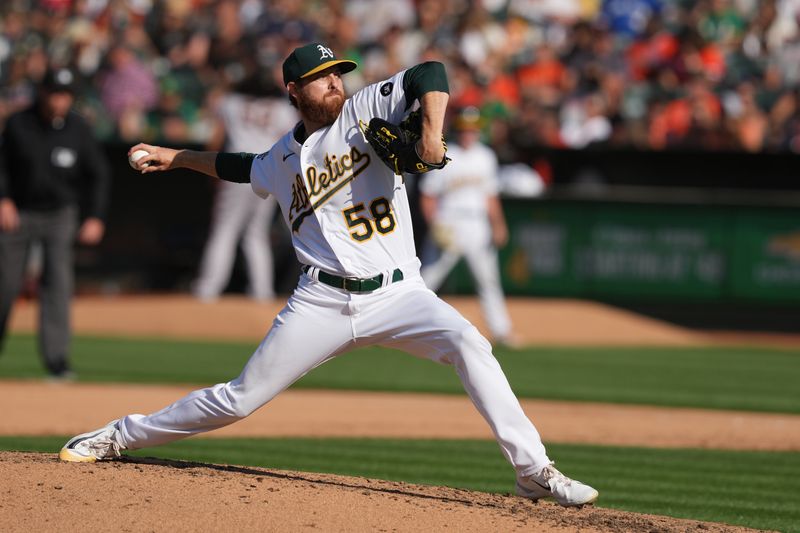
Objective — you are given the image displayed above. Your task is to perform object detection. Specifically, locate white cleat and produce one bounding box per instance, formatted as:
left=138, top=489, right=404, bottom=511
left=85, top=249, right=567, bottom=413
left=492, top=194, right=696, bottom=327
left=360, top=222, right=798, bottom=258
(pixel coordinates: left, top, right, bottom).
left=59, top=420, right=124, bottom=463
left=516, top=463, right=599, bottom=507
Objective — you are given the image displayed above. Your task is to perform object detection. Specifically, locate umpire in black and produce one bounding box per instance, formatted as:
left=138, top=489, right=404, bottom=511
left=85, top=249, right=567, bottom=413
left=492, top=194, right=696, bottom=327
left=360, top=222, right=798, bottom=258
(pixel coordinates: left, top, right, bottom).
left=0, top=67, right=110, bottom=379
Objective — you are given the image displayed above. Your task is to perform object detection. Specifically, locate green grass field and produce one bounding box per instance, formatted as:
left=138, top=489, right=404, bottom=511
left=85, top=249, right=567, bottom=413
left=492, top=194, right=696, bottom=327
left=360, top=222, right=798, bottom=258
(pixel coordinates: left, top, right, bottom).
left=1, top=333, right=799, bottom=412
left=2, top=333, right=799, bottom=531
left=2, top=436, right=798, bottom=532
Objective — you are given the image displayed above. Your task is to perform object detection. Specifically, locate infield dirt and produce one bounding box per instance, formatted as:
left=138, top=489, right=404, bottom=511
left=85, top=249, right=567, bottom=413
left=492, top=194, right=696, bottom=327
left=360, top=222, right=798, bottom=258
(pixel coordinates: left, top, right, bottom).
left=3, top=294, right=723, bottom=345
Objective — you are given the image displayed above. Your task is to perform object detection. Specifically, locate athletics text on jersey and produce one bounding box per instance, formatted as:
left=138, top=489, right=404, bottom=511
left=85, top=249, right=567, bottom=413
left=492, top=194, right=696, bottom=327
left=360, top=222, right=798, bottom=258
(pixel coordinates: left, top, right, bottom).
left=251, top=70, right=420, bottom=278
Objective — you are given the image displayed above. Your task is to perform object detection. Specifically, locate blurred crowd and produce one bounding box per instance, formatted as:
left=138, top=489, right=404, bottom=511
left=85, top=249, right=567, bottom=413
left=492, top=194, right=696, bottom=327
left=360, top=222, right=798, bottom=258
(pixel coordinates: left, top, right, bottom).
left=2, top=0, right=800, bottom=155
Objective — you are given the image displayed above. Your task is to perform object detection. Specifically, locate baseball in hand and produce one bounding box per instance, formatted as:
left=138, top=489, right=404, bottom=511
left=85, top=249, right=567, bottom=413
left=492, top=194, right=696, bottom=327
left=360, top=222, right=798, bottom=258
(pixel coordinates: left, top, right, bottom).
left=128, top=149, right=150, bottom=169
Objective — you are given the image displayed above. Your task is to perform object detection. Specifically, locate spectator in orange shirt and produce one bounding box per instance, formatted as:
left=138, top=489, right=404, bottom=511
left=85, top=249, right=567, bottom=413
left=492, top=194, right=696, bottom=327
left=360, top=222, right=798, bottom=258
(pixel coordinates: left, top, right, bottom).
left=517, top=44, right=567, bottom=89
left=649, top=76, right=723, bottom=148
left=626, top=18, right=679, bottom=81
left=671, top=30, right=726, bottom=82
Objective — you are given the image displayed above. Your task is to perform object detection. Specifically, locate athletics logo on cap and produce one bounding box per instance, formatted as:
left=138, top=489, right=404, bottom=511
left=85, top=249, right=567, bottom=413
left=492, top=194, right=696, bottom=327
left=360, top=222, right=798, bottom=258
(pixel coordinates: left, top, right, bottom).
left=282, top=42, right=358, bottom=86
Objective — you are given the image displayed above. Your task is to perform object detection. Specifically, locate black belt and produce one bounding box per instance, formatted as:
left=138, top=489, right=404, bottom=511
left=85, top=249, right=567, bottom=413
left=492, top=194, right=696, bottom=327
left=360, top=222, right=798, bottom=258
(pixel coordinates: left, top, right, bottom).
left=302, top=265, right=404, bottom=293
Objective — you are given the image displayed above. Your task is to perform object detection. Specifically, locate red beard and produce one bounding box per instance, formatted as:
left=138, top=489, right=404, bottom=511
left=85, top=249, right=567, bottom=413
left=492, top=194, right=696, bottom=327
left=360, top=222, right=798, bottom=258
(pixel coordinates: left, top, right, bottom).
left=297, top=89, right=345, bottom=126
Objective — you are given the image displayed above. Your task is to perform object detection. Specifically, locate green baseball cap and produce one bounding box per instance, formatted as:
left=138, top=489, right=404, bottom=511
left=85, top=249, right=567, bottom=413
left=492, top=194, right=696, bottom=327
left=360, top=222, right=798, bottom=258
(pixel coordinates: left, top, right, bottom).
left=282, top=43, right=357, bottom=86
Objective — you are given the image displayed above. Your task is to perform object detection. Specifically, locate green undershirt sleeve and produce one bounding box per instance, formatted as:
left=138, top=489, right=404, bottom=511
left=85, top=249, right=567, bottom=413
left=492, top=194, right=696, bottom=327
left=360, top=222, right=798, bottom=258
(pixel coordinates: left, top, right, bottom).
left=215, top=152, right=256, bottom=183
left=402, top=62, right=449, bottom=108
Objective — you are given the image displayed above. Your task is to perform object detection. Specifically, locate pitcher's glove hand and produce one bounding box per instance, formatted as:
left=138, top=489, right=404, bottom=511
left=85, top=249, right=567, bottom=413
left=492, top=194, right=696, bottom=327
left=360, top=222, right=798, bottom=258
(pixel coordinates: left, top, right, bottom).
left=363, top=111, right=449, bottom=175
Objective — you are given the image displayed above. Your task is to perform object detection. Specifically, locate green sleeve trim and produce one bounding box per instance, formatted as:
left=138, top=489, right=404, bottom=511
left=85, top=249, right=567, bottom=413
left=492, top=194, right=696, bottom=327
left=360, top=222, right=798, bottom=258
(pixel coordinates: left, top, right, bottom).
left=402, top=62, right=449, bottom=105
left=215, top=152, right=256, bottom=183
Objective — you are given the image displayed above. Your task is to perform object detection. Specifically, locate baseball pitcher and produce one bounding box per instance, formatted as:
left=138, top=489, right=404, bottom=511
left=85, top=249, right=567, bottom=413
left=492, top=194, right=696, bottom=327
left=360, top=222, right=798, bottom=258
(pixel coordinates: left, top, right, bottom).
left=420, top=107, right=515, bottom=345
left=59, top=43, right=598, bottom=507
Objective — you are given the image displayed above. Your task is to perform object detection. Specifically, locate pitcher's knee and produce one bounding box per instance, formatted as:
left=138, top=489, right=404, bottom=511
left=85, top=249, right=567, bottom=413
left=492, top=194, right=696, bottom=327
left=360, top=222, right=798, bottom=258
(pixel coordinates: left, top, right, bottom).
left=440, top=325, right=494, bottom=366
left=459, top=326, right=494, bottom=358
left=218, top=381, right=265, bottom=419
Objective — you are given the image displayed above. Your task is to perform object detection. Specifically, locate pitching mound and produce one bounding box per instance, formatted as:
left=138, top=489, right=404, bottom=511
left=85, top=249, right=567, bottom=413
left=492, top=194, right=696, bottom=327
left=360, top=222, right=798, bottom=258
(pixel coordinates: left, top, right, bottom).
left=1, top=452, right=754, bottom=532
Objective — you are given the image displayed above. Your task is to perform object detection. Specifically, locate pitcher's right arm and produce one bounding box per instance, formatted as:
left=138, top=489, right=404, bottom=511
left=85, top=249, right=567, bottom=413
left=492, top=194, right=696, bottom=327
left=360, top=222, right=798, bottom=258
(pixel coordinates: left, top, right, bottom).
left=129, top=143, right=255, bottom=184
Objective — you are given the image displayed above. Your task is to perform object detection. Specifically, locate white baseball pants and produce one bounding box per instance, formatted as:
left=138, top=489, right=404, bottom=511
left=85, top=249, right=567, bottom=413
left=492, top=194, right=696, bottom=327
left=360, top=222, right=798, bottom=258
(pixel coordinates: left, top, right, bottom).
left=116, top=268, right=550, bottom=477
left=192, top=181, right=277, bottom=301
left=421, top=236, right=512, bottom=341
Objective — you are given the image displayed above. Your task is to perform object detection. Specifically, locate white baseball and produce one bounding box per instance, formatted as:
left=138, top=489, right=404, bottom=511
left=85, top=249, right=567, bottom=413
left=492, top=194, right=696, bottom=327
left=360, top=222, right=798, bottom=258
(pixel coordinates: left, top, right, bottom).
left=128, top=149, right=150, bottom=169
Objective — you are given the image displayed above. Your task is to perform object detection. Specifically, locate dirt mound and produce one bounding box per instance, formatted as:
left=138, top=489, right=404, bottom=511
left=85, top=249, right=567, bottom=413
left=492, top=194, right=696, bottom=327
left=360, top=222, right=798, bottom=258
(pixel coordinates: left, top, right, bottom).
left=0, top=452, right=755, bottom=532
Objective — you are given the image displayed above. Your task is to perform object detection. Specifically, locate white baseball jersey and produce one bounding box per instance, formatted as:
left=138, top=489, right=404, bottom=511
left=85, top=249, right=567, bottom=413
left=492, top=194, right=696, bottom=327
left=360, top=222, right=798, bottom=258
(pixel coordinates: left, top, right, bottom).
left=250, top=72, right=417, bottom=278
left=419, top=141, right=499, bottom=247
left=219, top=93, right=298, bottom=153
left=191, top=93, right=298, bottom=301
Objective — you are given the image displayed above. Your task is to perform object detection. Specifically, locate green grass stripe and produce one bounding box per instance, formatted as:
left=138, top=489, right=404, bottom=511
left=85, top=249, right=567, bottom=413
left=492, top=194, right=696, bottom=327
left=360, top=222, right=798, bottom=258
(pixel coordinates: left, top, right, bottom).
left=1, top=334, right=799, bottom=412
left=2, top=436, right=798, bottom=532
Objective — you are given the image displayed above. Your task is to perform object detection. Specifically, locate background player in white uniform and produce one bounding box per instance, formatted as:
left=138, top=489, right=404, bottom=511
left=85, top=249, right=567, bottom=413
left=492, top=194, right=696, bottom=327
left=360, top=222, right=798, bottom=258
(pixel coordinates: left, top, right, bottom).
left=59, top=43, right=598, bottom=507
left=420, top=107, right=515, bottom=345
left=192, top=74, right=298, bottom=301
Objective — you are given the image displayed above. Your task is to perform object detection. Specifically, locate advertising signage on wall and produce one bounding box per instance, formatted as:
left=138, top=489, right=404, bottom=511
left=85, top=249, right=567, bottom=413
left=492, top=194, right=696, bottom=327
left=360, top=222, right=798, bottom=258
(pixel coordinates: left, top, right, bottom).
left=730, top=214, right=800, bottom=302
left=486, top=201, right=800, bottom=303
